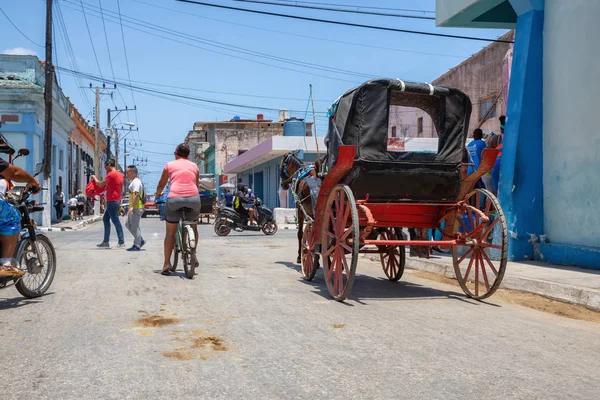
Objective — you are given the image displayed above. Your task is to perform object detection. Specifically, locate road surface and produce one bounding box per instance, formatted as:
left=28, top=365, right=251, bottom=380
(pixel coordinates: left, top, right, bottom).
left=1, top=218, right=598, bottom=399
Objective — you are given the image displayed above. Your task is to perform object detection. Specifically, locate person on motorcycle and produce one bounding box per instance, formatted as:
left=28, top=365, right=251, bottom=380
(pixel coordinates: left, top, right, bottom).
left=234, top=183, right=256, bottom=225
left=0, top=158, right=40, bottom=277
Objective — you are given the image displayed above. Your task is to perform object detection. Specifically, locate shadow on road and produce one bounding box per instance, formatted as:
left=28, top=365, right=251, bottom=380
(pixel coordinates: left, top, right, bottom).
left=275, top=260, right=485, bottom=307
left=0, top=294, right=50, bottom=310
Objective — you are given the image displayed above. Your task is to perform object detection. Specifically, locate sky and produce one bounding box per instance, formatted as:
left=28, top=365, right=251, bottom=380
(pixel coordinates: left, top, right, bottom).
left=0, top=0, right=507, bottom=188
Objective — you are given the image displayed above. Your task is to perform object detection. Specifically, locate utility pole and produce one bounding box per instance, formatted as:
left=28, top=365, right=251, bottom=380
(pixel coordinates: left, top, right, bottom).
left=107, top=105, right=136, bottom=170
left=93, top=86, right=101, bottom=216
left=106, top=108, right=112, bottom=159
left=42, top=0, right=53, bottom=227
left=94, top=87, right=101, bottom=175
left=123, top=138, right=127, bottom=195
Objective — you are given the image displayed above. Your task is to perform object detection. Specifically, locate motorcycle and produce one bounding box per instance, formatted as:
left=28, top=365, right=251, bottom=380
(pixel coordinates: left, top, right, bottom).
left=214, top=197, right=278, bottom=236
left=0, top=161, right=57, bottom=298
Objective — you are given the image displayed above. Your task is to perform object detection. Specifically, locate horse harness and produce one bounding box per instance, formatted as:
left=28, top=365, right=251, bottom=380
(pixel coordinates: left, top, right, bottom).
left=281, top=152, right=316, bottom=223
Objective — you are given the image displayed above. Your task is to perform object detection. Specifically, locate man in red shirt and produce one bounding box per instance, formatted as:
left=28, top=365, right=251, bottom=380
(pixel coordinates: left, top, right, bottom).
left=92, top=159, right=125, bottom=248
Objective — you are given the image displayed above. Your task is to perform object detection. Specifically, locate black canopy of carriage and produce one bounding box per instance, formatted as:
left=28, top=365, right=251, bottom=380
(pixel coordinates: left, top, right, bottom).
left=324, top=78, right=472, bottom=203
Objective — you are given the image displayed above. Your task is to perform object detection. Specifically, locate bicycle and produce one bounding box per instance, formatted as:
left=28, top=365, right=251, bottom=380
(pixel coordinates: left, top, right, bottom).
left=168, top=207, right=198, bottom=279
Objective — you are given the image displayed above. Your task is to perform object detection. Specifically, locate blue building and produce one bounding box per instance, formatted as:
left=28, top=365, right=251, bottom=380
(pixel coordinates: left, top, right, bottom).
left=0, top=55, right=75, bottom=223
left=436, top=0, right=600, bottom=268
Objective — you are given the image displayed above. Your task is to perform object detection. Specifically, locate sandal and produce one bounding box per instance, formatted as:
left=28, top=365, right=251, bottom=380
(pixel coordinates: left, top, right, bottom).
left=0, top=265, right=25, bottom=277
left=161, top=269, right=171, bottom=276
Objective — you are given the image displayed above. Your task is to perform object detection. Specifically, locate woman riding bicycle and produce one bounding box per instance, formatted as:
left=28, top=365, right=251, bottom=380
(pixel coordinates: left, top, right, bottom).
left=155, top=144, right=200, bottom=275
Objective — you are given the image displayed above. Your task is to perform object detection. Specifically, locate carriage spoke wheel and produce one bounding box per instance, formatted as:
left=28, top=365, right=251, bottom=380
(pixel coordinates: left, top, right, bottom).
left=321, top=184, right=359, bottom=302
left=452, top=189, right=508, bottom=300
left=301, top=223, right=318, bottom=281
left=378, top=228, right=406, bottom=282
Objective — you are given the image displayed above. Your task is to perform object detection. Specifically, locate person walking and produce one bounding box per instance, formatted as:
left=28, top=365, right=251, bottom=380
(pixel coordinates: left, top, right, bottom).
left=92, top=159, right=125, bottom=248
left=125, top=165, right=146, bottom=251
left=491, top=115, right=506, bottom=195
left=155, top=144, right=200, bottom=275
left=53, top=185, right=65, bottom=222
left=76, top=190, right=85, bottom=220
left=466, top=128, right=487, bottom=188
left=68, top=194, right=78, bottom=221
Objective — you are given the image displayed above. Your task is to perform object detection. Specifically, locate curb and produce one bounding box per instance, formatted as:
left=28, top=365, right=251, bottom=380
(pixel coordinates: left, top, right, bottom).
left=405, top=258, right=600, bottom=312
left=39, top=216, right=103, bottom=232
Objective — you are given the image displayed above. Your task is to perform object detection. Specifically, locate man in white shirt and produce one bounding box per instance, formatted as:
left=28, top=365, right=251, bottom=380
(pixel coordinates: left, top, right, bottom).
left=125, top=165, right=146, bottom=251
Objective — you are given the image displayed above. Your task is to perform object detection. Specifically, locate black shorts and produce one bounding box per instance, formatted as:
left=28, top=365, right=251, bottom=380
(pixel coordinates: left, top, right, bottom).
left=69, top=206, right=77, bottom=211
left=165, top=196, right=201, bottom=223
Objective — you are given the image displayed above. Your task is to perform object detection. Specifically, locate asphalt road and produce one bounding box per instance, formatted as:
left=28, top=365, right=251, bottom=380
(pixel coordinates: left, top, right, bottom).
left=1, top=217, right=599, bottom=400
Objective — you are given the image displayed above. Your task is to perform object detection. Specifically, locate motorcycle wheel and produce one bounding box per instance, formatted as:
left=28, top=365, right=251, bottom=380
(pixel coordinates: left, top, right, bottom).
left=262, top=220, right=278, bottom=236
left=214, top=220, right=231, bottom=236
left=15, top=235, right=57, bottom=299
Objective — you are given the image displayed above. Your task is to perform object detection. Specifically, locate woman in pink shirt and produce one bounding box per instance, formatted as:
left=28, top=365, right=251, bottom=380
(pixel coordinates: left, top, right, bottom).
left=155, top=144, right=200, bottom=275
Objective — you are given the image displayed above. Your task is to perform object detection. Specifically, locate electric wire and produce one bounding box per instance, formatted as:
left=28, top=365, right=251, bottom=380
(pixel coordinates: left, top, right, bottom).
left=134, top=0, right=466, bottom=59
left=63, top=0, right=373, bottom=83
left=233, top=0, right=436, bottom=20
left=0, top=7, right=43, bottom=47
left=55, top=2, right=94, bottom=113
left=116, top=0, right=139, bottom=126
left=272, top=0, right=435, bottom=14
left=79, top=0, right=104, bottom=78
left=175, top=0, right=513, bottom=43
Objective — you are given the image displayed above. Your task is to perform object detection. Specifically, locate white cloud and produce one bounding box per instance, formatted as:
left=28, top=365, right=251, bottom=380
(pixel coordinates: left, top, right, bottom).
left=2, top=47, right=38, bottom=56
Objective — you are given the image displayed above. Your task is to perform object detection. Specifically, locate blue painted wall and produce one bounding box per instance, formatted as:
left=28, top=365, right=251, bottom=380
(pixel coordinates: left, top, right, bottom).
left=499, top=7, right=545, bottom=261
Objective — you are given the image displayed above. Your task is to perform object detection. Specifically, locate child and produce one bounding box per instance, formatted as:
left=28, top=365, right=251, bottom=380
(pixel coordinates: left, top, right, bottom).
left=68, top=195, right=78, bottom=221
left=76, top=190, right=86, bottom=220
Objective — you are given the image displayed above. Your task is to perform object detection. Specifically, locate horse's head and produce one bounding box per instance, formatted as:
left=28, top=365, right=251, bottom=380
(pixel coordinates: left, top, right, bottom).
left=280, top=151, right=303, bottom=190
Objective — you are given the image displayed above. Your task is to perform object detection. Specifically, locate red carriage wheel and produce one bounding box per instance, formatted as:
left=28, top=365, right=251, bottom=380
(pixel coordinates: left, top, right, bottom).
left=378, top=228, right=406, bottom=282
left=321, top=184, right=360, bottom=302
left=301, top=223, right=319, bottom=281
left=452, top=189, right=508, bottom=300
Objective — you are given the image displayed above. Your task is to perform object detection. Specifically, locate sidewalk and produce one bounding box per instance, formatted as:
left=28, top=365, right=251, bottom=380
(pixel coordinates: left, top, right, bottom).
left=405, top=253, right=600, bottom=311
left=39, top=214, right=103, bottom=232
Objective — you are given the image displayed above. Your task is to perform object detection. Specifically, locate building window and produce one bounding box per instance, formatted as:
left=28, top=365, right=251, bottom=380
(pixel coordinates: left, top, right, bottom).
left=417, top=117, right=423, bottom=137
left=391, top=126, right=397, bottom=138
left=52, top=145, right=57, bottom=169
left=479, top=95, right=497, bottom=120
left=238, top=150, right=247, bottom=156
left=59, top=149, right=64, bottom=170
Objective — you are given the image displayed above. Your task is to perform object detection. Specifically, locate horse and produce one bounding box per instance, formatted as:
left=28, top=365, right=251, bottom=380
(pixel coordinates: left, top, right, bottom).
left=279, top=151, right=325, bottom=264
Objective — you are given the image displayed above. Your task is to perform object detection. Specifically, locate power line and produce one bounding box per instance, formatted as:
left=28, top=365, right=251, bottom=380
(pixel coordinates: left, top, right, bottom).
left=272, top=0, right=435, bottom=14
left=134, top=0, right=465, bottom=59
left=54, top=2, right=94, bottom=113
left=116, top=0, right=138, bottom=112
left=57, top=66, right=329, bottom=114
left=64, top=0, right=372, bottom=82
left=79, top=0, right=104, bottom=78
left=0, top=7, right=43, bottom=47
left=98, top=0, right=116, bottom=82
left=176, top=0, right=513, bottom=43
left=233, top=0, right=436, bottom=20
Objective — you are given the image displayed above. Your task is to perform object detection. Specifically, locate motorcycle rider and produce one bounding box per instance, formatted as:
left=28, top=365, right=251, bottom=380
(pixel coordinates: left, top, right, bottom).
left=234, top=183, right=256, bottom=225
left=0, top=157, right=40, bottom=277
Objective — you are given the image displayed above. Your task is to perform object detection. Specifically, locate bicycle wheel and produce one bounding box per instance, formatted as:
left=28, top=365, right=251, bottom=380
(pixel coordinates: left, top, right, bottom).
left=182, top=225, right=197, bottom=280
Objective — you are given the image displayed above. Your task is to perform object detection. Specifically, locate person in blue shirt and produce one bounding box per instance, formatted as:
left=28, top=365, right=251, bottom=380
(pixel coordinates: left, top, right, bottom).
left=223, top=189, right=234, bottom=207
left=467, top=128, right=486, bottom=175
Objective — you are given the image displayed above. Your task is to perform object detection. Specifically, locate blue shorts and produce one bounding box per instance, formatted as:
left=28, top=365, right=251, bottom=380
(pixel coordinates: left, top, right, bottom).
left=0, top=199, right=21, bottom=236
left=491, top=157, right=502, bottom=191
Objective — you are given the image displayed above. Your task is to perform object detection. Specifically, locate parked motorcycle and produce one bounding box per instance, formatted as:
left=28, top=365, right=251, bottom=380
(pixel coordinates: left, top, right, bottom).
left=0, top=161, right=57, bottom=298
left=214, top=198, right=277, bottom=236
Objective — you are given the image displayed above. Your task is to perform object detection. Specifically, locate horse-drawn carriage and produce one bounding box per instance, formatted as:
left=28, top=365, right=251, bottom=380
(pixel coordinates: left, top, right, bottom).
left=283, top=79, right=507, bottom=302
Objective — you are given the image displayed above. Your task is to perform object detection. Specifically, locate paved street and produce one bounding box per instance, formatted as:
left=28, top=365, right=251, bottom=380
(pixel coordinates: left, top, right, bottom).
left=1, top=218, right=599, bottom=400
